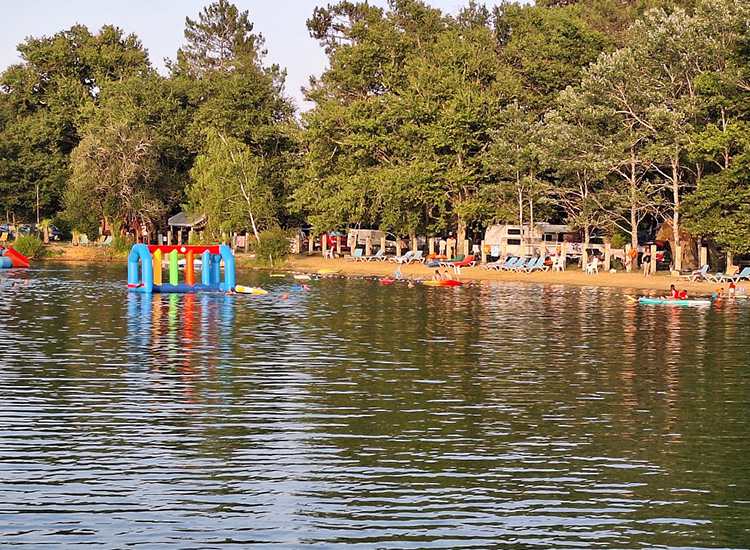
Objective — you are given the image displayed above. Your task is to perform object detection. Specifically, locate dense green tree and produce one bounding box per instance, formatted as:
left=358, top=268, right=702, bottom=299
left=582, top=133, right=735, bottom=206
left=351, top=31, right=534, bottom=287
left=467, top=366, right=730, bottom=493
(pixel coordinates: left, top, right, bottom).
left=63, top=75, right=193, bottom=237
left=542, top=92, right=610, bottom=258
left=297, top=1, right=517, bottom=242
left=178, top=1, right=298, bottom=235
left=493, top=0, right=611, bottom=112
left=0, top=25, right=150, bottom=222
left=481, top=102, right=548, bottom=228
left=171, top=0, right=265, bottom=76
left=187, top=132, right=277, bottom=238
left=681, top=0, right=750, bottom=254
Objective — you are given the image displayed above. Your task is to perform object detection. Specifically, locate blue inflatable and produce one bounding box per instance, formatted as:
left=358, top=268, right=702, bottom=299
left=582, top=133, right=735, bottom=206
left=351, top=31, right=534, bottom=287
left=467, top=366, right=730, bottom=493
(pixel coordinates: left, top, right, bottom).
left=127, top=244, right=235, bottom=294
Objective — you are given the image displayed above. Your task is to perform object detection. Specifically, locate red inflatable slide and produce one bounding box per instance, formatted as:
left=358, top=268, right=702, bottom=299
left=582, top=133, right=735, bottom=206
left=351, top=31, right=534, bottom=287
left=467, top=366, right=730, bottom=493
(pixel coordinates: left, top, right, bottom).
left=3, top=246, right=30, bottom=268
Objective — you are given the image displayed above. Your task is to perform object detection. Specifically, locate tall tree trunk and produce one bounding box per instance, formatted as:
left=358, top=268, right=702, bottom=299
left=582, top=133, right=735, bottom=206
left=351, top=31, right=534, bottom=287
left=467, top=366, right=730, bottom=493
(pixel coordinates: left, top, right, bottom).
left=629, top=151, right=639, bottom=251
left=671, top=154, right=681, bottom=252
left=457, top=218, right=467, bottom=255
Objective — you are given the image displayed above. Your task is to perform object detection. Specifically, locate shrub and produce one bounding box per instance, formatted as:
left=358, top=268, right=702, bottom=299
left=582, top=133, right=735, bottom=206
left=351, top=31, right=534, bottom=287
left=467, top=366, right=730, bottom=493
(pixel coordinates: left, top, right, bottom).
left=111, top=235, right=134, bottom=256
left=253, top=228, right=292, bottom=264
left=609, top=232, right=629, bottom=249
left=11, top=235, right=47, bottom=259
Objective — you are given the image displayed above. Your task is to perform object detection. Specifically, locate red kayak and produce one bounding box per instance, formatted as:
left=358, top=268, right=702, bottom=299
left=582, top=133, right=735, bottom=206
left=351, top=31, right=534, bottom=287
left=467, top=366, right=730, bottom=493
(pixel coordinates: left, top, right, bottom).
left=380, top=278, right=395, bottom=284
left=422, top=279, right=461, bottom=286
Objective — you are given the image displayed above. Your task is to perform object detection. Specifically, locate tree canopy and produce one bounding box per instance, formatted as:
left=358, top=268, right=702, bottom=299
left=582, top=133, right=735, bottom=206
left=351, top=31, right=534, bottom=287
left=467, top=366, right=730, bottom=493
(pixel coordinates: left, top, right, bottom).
left=0, top=0, right=748, bottom=262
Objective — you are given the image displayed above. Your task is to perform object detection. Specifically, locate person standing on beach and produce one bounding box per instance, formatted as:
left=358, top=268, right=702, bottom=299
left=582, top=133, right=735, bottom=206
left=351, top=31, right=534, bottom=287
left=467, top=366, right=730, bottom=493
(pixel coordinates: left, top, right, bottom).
left=642, top=251, right=651, bottom=277
left=439, top=237, right=446, bottom=258
left=447, top=234, right=457, bottom=258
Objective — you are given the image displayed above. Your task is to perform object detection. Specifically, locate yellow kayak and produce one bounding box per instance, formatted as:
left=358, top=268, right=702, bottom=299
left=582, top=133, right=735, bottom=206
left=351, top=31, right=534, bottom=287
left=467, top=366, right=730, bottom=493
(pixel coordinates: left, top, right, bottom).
left=270, top=273, right=287, bottom=277
left=318, top=268, right=341, bottom=275
left=236, top=285, right=268, bottom=295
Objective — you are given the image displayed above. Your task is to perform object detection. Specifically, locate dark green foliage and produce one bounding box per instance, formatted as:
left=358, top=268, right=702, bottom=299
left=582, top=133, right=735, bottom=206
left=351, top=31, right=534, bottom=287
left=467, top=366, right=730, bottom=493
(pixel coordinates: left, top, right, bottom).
left=11, top=235, right=47, bottom=260
left=1, top=0, right=748, bottom=258
left=253, top=227, right=292, bottom=263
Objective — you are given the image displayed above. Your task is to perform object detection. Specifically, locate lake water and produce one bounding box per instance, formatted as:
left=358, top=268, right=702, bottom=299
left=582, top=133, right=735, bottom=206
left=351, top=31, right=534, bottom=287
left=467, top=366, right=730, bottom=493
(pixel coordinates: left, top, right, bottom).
left=1, top=263, right=748, bottom=549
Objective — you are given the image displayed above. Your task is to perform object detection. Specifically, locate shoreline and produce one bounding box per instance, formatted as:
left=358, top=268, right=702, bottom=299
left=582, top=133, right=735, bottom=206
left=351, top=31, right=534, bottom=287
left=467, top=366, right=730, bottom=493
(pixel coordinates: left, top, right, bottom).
left=285, top=254, right=725, bottom=297
left=39, top=245, right=727, bottom=297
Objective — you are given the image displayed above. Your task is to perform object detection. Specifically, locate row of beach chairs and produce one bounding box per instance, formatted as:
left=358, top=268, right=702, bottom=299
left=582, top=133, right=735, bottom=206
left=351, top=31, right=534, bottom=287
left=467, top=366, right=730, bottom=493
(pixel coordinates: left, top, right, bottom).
left=350, top=249, right=426, bottom=263
left=481, top=256, right=549, bottom=273
left=349, top=249, right=479, bottom=268
left=680, top=264, right=750, bottom=283
left=77, top=234, right=112, bottom=247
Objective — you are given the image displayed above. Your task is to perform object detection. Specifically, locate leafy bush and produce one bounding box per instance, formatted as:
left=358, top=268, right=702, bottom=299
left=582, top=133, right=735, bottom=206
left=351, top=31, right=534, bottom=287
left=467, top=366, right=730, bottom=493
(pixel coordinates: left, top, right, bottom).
left=253, top=228, right=292, bottom=264
left=11, top=235, right=47, bottom=259
left=188, top=230, right=206, bottom=246
left=111, top=235, right=134, bottom=256
left=609, top=232, right=629, bottom=249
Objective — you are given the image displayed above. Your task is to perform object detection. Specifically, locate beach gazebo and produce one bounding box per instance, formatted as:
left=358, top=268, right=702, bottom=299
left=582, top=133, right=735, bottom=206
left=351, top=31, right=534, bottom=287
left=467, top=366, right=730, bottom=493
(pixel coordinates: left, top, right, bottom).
left=167, top=212, right=206, bottom=244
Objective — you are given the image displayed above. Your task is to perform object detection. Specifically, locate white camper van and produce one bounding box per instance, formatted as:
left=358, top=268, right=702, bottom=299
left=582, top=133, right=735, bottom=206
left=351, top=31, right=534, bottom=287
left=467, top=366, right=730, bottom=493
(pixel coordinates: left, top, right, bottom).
left=483, top=223, right=570, bottom=258
left=347, top=228, right=398, bottom=251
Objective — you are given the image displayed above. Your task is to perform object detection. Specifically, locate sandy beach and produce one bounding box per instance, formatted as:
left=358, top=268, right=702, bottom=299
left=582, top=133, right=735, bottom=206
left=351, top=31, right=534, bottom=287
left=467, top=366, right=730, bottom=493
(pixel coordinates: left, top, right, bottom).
left=283, top=254, right=726, bottom=297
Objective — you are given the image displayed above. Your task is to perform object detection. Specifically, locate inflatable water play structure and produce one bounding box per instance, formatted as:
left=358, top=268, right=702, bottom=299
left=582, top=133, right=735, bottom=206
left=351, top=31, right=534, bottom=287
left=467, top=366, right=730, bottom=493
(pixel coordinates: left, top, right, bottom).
left=0, top=247, right=30, bottom=268
left=127, top=244, right=235, bottom=293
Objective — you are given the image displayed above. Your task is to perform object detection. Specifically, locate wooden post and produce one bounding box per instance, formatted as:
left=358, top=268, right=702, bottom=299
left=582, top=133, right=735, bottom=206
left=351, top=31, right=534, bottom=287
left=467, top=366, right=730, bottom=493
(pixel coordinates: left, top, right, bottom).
left=381, top=236, right=386, bottom=254
left=463, top=239, right=470, bottom=256
left=650, top=244, right=657, bottom=274
left=604, top=243, right=611, bottom=271
left=540, top=241, right=547, bottom=261
left=308, top=234, right=314, bottom=255
left=322, top=234, right=328, bottom=258
left=429, top=237, right=435, bottom=256
left=481, top=240, right=487, bottom=264
left=582, top=248, right=588, bottom=271
left=674, top=245, right=682, bottom=271
left=727, top=251, right=734, bottom=272
left=412, top=237, right=418, bottom=253
left=293, top=236, right=300, bottom=254
left=700, top=246, right=708, bottom=267
left=365, top=236, right=372, bottom=256
left=395, top=239, right=401, bottom=257
left=501, top=243, right=507, bottom=258
left=337, top=237, right=342, bottom=256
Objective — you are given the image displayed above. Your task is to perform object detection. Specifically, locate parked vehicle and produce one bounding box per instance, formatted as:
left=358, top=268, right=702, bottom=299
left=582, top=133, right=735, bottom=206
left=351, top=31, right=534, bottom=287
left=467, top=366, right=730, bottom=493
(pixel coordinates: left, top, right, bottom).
left=483, top=223, right=606, bottom=259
